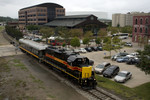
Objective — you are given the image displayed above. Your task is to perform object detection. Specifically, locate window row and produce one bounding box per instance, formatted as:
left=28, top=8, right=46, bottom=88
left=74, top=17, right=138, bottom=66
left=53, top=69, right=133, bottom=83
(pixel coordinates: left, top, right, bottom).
left=134, top=27, right=148, bottom=33
left=56, top=9, right=65, bottom=13
left=135, top=18, right=149, bottom=24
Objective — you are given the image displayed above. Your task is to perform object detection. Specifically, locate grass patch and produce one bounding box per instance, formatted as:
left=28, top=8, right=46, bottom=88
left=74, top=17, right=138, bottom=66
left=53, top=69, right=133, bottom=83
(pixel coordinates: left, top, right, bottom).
left=0, top=26, right=4, bottom=31
left=95, top=75, right=142, bottom=100
left=103, top=56, right=111, bottom=59
left=29, top=74, right=43, bottom=85
left=47, top=94, right=55, bottom=98
left=0, top=58, right=11, bottom=72
left=134, top=82, right=150, bottom=100
left=15, top=80, right=27, bottom=87
left=12, top=59, right=28, bottom=71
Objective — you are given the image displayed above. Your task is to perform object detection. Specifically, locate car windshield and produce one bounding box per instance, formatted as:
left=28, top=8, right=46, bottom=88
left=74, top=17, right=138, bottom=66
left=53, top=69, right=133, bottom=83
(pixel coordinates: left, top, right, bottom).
left=118, top=72, right=126, bottom=77
left=96, top=64, right=104, bottom=68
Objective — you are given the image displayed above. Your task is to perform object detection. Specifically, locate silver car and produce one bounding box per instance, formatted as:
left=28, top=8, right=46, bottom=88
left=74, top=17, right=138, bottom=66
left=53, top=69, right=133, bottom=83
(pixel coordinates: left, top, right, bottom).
left=114, top=71, right=132, bottom=83
left=95, top=62, right=111, bottom=74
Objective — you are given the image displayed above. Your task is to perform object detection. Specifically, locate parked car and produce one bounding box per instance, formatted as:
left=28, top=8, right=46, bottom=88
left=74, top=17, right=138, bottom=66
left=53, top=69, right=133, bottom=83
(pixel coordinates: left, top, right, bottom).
left=97, top=46, right=103, bottom=51
left=111, top=52, right=129, bottom=61
left=124, top=42, right=132, bottom=47
left=85, top=47, right=92, bottom=52
left=103, top=65, right=120, bottom=78
left=78, top=48, right=87, bottom=53
left=116, top=56, right=129, bottom=63
left=126, top=57, right=140, bottom=65
left=91, top=46, right=98, bottom=51
left=126, top=52, right=139, bottom=58
left=114, top=71, right=132, bottom=83
left=73, top=49, right=80, bottom=54
left=95, top=62, right=111, bottom=74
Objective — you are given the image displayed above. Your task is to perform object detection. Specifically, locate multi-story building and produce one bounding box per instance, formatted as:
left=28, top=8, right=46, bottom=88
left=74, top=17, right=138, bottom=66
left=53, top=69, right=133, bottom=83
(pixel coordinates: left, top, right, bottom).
left=18, top=3, right=65, bottom=29
left=112, top=12, right=150, bottom=27
left=132, top=15, right=150, bottom=43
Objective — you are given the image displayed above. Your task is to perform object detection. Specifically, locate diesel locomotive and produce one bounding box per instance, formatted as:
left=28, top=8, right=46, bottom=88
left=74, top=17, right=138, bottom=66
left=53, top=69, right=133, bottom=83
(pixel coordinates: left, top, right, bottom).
left=19, top=39, right=97, bottom=89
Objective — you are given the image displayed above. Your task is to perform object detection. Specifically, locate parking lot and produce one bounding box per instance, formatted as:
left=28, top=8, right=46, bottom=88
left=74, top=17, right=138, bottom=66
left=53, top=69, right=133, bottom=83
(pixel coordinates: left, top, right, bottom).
left=81, top=37, right=150, bottom=88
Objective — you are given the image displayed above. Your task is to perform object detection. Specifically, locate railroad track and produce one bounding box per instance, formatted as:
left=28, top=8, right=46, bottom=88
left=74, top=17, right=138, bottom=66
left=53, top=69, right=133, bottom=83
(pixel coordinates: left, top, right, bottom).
left=87, top=88, right=117, bottom=100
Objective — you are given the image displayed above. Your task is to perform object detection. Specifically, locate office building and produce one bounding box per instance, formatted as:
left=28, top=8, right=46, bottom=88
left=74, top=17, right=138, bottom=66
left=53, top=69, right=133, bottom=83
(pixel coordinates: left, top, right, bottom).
left=18, top=3, right=65, bottom=29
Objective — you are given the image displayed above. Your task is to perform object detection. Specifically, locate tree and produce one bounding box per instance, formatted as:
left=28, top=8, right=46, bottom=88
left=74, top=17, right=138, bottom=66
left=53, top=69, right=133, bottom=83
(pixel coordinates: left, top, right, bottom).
left=112, top=36, right=121, bottom=44
left=136, top=45, right=150, bottom=74
left=97, top=29, right=107, bottom=38
left=120, top=26, right=132, bottom=34
left=83, top=37, right=90, bottom=47
left=69, top=29, right=83, bottom=38
left=103, top=37, right=110, bottom=43
left=70, top=37, right=80, bottom=48
left=39, top=27, right=54, bottom=43
left=84, top=31, right=93, bottom=38
left=107, top=27, right=119, bottom=35
left=26, top=25, right=40, bottom=31
left=95, top=37, right=102, bottom=46
left=103, top=38, right=113, bottom=56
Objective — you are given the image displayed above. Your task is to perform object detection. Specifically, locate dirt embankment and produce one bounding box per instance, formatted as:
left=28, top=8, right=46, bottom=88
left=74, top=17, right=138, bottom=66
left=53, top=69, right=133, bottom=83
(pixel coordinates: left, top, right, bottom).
left=0, top=56, right=55, bottom=100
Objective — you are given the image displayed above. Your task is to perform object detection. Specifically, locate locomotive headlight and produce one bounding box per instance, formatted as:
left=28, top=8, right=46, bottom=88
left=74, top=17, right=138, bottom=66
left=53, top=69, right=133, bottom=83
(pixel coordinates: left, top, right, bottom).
left=85, top=80, right=87, bottom=82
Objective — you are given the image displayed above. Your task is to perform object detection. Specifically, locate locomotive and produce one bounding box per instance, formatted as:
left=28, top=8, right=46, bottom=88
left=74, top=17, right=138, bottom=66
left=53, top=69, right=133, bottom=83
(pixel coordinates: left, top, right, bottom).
left=19, top=39, right=97, bottom=89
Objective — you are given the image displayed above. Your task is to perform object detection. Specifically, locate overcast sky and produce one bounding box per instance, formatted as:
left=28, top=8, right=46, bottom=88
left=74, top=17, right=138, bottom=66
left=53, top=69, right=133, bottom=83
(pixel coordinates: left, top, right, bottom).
left=0, top=0, right=150, bottom=19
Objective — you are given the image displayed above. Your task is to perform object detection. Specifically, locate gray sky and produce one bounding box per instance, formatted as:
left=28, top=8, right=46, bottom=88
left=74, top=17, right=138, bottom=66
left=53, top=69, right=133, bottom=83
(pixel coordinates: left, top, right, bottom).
left=0, top=0, right=150, bottom=19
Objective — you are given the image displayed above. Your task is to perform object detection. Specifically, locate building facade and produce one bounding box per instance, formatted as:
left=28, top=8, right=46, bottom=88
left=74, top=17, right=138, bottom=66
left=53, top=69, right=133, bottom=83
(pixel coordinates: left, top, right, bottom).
left=132, top=15, right=150, bottom=43
left=18, top=3, right=65, bottom=29
left=112, top=13, right=134, bottom=27
left=45, top=14, right=107, bottom=35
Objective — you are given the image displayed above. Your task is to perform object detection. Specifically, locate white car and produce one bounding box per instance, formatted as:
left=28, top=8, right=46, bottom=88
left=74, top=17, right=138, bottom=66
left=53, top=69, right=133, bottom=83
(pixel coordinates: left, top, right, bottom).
left=94, top=62, right=111, bottom=74
left=114, top=71, right=132, bottom=83
left=78, top=48, right=87, bottom=53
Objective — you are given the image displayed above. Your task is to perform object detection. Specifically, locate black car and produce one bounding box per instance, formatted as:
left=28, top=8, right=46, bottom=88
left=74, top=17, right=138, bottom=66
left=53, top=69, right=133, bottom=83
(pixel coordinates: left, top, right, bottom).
left=97, top=46, right=103, bottom=51
left=126, top=57, right=140, bottom=65
left=85, top=47, right=92, bottom=52
left=103, top=65, right=120, bottom=78
left=91, top=47, right=98, bottom=51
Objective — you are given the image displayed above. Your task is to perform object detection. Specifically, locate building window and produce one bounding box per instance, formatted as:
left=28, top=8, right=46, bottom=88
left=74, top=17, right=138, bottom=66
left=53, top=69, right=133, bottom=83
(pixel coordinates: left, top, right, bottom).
left=140, top=28, right=142, bottom=33
left=135, top=28, right=137, bottom=32
left=140, top=18, right=143, bottom=24
left=145, top=28, right=148, bottom=33
left=146, top=18, right=148, bottom=24
left=135, top=19, right=138, bottom=24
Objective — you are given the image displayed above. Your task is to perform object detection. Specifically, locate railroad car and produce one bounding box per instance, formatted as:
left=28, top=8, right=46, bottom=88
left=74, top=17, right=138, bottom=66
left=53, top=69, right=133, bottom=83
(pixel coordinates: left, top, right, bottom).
left=19, top=39, right=97, bottom=89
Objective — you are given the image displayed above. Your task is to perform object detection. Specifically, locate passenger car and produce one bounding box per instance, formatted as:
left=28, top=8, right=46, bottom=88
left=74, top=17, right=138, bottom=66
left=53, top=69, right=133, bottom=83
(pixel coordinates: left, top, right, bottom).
left=78, top=48, right=87, bottom=53
left=91, top=47, right=98, bottom=51
left=94, top=62, right=111, bottom=74
left=103, top=65, right=120, bottom=78
left=124, top=42, right=132, bottom=47
left=126, top=57, right=140, bottom=65
left=116, top=56, right=129, bottom=63
left=85, top=47, right=92, bottom=52
left=111, top=52, right=129, bottom=61
left=97, top=46, right=103, bottom=51
left=114, top=71, right=132, bottom=83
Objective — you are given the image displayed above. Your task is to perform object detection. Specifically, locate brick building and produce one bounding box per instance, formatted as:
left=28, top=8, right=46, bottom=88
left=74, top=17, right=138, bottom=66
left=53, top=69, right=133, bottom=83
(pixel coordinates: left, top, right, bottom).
left=18, top=3, right=65, bottom=29
left=132, top=15, right=150, bottom=43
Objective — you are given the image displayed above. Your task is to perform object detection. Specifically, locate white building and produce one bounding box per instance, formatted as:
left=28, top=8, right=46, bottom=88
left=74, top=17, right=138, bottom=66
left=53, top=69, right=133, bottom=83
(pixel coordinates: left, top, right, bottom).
left=112, top=12, right=150, bottom=27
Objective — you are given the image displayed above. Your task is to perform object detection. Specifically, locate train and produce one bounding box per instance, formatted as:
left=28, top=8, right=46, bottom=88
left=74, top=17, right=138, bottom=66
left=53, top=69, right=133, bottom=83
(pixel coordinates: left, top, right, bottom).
left=19, top=38, right=97, bottom=89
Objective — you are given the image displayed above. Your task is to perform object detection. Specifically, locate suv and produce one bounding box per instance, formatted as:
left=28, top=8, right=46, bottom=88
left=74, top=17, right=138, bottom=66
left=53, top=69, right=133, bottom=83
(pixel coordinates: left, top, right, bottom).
left=103, top=65, right=120, bottom=78
left=95, top=62, right=111, bottom=74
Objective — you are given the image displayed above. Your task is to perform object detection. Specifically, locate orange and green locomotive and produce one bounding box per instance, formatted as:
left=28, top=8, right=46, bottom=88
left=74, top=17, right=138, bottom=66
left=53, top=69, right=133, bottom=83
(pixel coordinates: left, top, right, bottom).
left=19, top=39, right=97, bottom=89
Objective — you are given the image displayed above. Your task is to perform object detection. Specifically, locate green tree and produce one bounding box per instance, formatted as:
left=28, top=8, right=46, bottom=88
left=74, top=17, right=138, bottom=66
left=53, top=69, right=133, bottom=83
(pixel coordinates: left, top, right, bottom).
left=84, top=31, right=93, bottom=38
left=107, top=27, right=118, bottom=35
left=112, top=36, right=121, bottom=44
left=136, top=45, right=150, bottom=74
left=69, top=29, right=83, bottom=38
left=97, top=29, right=107, bottom=38
left=95, top=37, right=102, bottom=46
left=26, top=25, right=40, bottom=31
left=120, top=26, right=132, bottom=34
left=39, top=27, right=54, bottom=43
left=70, top=37, right=80, bottom=48
left=103, top=38, right=113, bottom=56
left=103, top=37, right=110, bottom=43
left=83, top=37, right=90, bottom=47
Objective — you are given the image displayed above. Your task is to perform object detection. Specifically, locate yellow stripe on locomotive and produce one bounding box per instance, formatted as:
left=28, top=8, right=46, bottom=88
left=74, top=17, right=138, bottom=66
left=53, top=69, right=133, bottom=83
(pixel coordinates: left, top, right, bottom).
left=82, top=66, right=92, bottom=78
